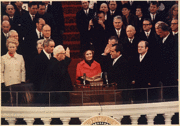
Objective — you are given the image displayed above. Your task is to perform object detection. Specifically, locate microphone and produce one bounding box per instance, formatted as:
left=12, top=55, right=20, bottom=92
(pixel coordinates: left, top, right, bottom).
left=83, top=73, right=86, bottom=86
left=104, top=72, right=109, bottom=86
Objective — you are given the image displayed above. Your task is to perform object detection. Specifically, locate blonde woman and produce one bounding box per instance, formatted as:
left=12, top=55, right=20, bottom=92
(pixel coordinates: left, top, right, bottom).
left=1, top=38, right=25, bottom=105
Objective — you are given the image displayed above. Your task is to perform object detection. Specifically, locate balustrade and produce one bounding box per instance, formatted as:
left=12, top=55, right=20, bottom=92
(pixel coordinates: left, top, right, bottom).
left=1, top=101, right=178, bottom=125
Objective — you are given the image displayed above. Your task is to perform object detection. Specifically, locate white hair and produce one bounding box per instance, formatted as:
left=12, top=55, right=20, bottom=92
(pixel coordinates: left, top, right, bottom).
left=53, top=45, right=65, bottom=56
left=126, top=25, right=136, bottom=31
left=37, top=39, right=44, bottom=45
left=8, top=30, right=18, bottom=37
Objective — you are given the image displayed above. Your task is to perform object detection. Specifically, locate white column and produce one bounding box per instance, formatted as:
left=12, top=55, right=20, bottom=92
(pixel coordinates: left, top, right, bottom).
left=41, top=118, right=52, bottom=125
left=146, top=114, right=156, bottom=125
left=164, top=113, right=174, bottom=125
left=130, top=114, right=140, bottom=125
left=5, top=118, right=16, bottom=125
left=113, top=115, right=123, bottom=124
left=24, top=118, right=35, bottom=125
left=61, top=117, right=70, bottom=125
left=79, top=117, right=87, bottom=124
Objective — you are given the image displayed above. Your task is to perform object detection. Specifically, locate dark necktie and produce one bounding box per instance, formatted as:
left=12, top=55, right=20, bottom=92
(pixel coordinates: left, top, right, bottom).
left=32, top=15, right=35, bottom=21
left=39, top=32, right=41, bottom=38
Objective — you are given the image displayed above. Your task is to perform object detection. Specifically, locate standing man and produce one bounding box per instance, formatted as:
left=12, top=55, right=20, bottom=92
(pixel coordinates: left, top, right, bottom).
left=76, top=1, right=94, bottom=54
left=131, top=41, right=158, bottom=102
left=157, top=22, right=177, bottom=100
left=108, top=15, right=126, bottom=44
left=102, top=44, right=129, bottom=103
left=1, top=21, right=11, bottom=55
left=30, top=39, right=55, bottom=92
left=40, top=45, right=73, bottom=105
left=42, top=24, right=52, bottom=40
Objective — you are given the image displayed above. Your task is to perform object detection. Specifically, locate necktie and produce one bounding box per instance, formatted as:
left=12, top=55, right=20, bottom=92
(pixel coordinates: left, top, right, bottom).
left=146, top=33, right=149, bottom=38
left=32, top=15, right=35, bottom=21
left=39, top=32, right=41, bottom=38
left=49, top=54, right=51, bottom=59
left=117, top=30, right=120, bottom=38
left=130, top=39, right=132, bottom=44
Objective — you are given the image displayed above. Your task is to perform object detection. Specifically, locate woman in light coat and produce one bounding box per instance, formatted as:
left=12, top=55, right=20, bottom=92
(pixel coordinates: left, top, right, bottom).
left=1, top=38, right=25, bottom=105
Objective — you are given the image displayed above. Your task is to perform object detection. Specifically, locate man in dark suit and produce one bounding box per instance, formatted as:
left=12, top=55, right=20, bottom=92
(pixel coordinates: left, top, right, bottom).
left=39, top=45, right=73, bottom=105
left=14, top=1, right=28, bottom=16
left=131, top=41, right=158, bottom=102
left=144, top=1, right=164, bottom=29
left=122, top=25, right=139, bottom=62
left=157, top=22, right=177, bottom=100
left=108, top=15, right=126, bottom=44
left=23, top=18, right=45, bottom=81
left=1, top=21, right=11, bottom=56
left=139, top=19, right=157, bottom=55
left=43, top=1, right=65, bottom=45
left=107, top=1, right=122, bottom=30
left=135, top=6, right=145, bottom=33
left=30, top=39, right=55, bottom=92
left=102, top=44, right=129, bottom=103
left=76, top=1, right=94, bottom=54
left=36, top=2, right=57, bottom=42
left=20, top=2, right=38, bottom=39
left=88, top=11, right=109, bottom=61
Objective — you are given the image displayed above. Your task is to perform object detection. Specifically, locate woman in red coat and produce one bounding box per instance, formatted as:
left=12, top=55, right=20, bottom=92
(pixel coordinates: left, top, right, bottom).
left=76, top=49, right=102, bottom=83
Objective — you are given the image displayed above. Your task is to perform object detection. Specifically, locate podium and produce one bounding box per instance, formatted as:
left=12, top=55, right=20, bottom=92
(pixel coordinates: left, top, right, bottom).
left=70, top=81, right=122, bottom=105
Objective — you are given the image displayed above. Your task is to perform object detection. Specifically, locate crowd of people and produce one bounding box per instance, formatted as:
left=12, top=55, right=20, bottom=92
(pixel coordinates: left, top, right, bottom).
left=1, top=1, right=178, bottom=105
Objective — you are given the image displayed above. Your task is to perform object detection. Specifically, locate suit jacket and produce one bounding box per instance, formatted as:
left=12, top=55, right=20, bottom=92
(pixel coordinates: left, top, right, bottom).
left=131, top=52, right=158, bottom=88
left=138, top=30, right=157, bottom=55
left=30, top=50, right=51, bottom=91
left=1, top=31, right=8, bottom=56
left=108, top=28, right=127, bottom=44
left=158, top=33, right=176, bottom=85
left=20, top=12, right=37, bottom=38
left=41, top=57, right=72, bottom=91
left=122, top=36, right=140, bottom=61
left=76, top=8, right=94, bottom=34
left=101, top=55, right=129, bottom=89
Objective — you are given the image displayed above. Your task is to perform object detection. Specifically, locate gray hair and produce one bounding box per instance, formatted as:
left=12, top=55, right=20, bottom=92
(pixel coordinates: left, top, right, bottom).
left=37, top=39, right=44, bottom=45
left=126, top=25, right=136, bottom=31
left=113, top=15, right=122, bottom=22
left=53, top=45, right=65, bottom=56
left=43, top=39, right=54, bottom=48
left=8, top=30, right=18, bottom=37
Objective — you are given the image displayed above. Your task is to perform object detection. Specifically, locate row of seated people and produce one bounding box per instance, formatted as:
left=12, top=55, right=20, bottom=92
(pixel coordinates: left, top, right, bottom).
left=76, top=1, right=178, bottom=55
left=1, top=21, right=178, bottom=105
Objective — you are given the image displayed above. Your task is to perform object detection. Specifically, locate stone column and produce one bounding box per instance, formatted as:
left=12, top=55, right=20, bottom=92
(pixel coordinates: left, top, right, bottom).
left=130, top=114, right=140, bottom=125
left=146, top=114, right=156, bottom=125
left=24, top=118, right=35, bottom=125
left=164, top=113, right=174, bottom=125
left=41, top=118, right=52, bottom=125
left=61, top=117, right=70, bottom=125
left=5, top=117, right=16, bottom=125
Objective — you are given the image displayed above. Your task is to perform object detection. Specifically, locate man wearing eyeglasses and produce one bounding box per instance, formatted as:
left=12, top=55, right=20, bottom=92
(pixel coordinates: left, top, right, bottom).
left=139, top=18, right=157, bottom=56
left=39, top=45, right=73, bottom=105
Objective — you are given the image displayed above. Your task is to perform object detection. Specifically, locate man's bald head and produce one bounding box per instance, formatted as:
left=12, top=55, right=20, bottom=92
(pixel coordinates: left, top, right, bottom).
left=126, top=25, right=136, bottom=39
left=6, top=4, right=15, bottom=17
left=2, top=15, right=9, bottom=21
left=42, top=24, right=51, bottom=38
left=1, top=21, right=11, bottom=33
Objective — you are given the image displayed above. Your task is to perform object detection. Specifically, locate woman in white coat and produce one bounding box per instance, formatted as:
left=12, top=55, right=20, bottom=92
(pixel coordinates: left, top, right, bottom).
left=1, top=38, right=25, bottom=105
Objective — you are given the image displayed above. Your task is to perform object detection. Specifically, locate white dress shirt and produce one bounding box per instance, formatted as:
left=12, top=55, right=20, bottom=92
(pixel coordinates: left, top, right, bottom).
left=162, top=33, right=170, bottom=44
left=29, top=13, right=35, bottom=21
left=1, top=52, right=25, bottom=86
left=115, top=28, right=122, bottom=37
left=139, top=52, right=147, bottom=62
left=36, top=28, right=42, bottom=39
left=43, top=49, right=51, bottom=60
left=150, top=13, right=156, bottom=21
left=84, top=8, right=89, bottom=15
left=144, top=29, right=151, bottom=38
left=3, top=32, right=9, bottom=38
left=112, top=54, right=122, bottom=66
left=172, top=31, right=178, bottom=36
left=128, top=37, right=134, bottom=43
